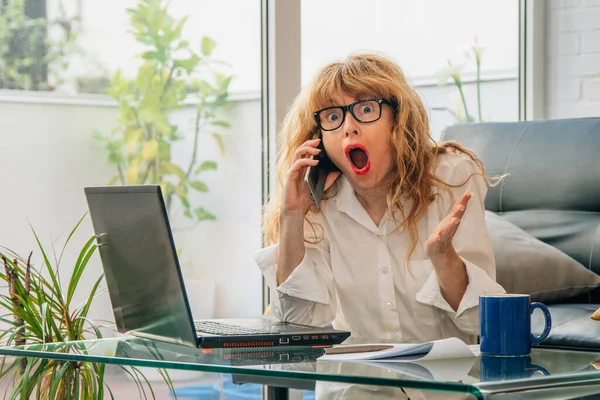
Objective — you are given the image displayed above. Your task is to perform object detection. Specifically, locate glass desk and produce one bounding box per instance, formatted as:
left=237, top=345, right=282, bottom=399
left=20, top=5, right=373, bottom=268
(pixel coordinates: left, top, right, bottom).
left=1, top=337, right=600, bottom=399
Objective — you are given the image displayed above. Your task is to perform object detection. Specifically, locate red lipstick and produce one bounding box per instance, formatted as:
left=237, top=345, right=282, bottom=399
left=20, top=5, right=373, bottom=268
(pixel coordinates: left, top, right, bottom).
left=344, top=143, right=371, bottom=175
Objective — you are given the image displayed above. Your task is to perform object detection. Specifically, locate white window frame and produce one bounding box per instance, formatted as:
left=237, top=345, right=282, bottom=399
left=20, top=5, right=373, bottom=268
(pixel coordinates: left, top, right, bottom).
left=519, top=0, right=546, bottom=121
left=260, top=0, right=301, bottom=312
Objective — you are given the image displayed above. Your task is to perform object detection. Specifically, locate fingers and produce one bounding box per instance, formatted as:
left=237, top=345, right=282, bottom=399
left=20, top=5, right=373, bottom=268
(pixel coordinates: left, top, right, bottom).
left=288, top=156, right=318, bottom=178
left=448, top=192, right=472, bottom=221
left=292, top=139, right=322, bottom=162
left=436, top=192, right=473, bottom=243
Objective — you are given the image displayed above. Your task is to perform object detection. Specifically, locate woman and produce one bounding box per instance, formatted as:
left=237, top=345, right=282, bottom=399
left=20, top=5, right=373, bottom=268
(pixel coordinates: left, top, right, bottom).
left=255, top=52, right=505, bottom=344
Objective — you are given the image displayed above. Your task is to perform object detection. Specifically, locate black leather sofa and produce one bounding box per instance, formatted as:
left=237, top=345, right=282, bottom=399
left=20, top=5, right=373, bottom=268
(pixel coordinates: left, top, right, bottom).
left=440, top=117, right=600, bottom=351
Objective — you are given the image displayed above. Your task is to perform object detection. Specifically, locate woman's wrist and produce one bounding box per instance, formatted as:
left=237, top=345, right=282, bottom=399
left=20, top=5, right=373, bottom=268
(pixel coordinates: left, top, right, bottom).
left=279, top=207, right=306, bottom=222
left=429, top=249, right=465, bottom=279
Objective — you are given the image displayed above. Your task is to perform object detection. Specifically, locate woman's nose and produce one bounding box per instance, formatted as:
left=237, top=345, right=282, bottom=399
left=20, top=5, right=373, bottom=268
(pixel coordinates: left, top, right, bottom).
left=343, top=111, right=360, bottom=137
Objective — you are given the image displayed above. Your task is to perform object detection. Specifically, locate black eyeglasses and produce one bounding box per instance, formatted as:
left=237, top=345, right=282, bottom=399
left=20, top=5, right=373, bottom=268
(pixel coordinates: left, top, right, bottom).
left=313, top=98, right=391, bottom=131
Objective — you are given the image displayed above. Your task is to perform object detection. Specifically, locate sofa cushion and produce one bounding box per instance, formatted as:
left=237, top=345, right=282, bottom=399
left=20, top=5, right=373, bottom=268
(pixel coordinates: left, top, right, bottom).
left=532, top=304, right=600, bottom=351
left=486, top=211, right=600, bottom=304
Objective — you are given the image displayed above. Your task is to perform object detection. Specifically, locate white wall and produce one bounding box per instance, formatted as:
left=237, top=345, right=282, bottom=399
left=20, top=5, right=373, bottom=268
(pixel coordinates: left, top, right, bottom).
left=546, top=0, right=600, bottom=118
left=0, top=93, right=263, bottom=337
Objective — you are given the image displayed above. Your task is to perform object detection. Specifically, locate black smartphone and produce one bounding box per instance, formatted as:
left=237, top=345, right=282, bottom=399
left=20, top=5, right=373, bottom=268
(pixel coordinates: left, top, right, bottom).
left=304, top=140, right=338, bottom=207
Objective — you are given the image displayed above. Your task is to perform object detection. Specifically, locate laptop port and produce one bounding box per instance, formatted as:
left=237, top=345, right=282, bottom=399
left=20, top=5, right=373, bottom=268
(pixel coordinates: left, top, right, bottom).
left=303, top=335, right=309, bottom=340
left=291, top=335, right=301, bottom=340
left=279, top=337, right=290, bottom=345
left=321, top=335, right=328, bottom=339
left=311, top=335, right=319, bottom=340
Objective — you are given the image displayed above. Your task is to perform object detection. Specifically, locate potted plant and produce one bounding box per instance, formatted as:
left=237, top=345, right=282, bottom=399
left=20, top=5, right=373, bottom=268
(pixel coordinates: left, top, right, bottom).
left=0, top=214, right=175, bottom=398
left=94, top=0, right=233, bottom=223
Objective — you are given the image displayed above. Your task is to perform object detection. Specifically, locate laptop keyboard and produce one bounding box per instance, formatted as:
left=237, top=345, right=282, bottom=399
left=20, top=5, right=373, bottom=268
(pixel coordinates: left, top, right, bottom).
left=194, top=320, right=273, bottom=336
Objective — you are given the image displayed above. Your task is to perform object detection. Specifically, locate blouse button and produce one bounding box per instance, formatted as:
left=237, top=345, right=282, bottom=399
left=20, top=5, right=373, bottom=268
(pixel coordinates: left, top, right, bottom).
left=385, top=302, right=394, bottom=309
left=382, top=266, right=389, bottom=273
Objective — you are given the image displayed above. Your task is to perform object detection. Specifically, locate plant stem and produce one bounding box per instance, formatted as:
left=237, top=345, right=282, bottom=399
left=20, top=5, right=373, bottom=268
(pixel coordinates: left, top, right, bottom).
left=160, top=65, right=176, bottom=106
left=455, top=79, right=471, bottom=123
left=140, top=163, right=153, bottom=184
left=476, top=58, right=482, bottom=122
left=116, top=163, right=126, bottom=185
left=185, top=108, right=202, bottom=180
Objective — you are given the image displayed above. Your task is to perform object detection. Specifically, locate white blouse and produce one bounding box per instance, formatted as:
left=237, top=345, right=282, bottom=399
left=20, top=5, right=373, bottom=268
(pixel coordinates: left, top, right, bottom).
left=255, top=152, right=506, bottom=344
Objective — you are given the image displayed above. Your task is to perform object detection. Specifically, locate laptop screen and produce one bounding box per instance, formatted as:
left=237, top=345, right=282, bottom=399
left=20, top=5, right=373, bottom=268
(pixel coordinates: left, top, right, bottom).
left=85, top=185, right=198, bottom=347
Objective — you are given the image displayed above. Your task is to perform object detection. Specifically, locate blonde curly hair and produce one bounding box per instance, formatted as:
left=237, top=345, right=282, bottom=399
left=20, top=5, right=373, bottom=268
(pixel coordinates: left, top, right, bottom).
left=263, top=53, right=490, bottom=262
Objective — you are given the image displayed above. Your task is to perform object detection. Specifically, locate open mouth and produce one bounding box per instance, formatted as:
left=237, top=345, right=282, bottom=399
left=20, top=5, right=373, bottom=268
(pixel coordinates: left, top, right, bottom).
left=344, top=144, right=370, bottom=175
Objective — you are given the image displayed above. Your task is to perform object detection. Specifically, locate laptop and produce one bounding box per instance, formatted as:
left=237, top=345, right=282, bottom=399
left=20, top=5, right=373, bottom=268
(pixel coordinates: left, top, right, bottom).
left=84, top=185, right=351, bottom=349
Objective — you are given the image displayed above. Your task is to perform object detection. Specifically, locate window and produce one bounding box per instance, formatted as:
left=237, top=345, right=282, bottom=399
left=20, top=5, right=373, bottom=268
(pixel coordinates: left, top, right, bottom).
left=301, top=0, right=519, bottom=139
left=0, top=0, right=263, bottom=325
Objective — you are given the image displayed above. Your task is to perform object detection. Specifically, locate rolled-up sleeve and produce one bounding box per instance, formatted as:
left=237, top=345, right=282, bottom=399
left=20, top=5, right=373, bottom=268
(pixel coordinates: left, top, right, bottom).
left=254, top=218, right=337, bottom=327
left=416, top=154, right=506, bottom=335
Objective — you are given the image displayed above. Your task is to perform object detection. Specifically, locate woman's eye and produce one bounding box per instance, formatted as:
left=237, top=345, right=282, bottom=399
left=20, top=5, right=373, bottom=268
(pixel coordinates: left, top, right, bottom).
left=360, top=105, right=373, bottom=114
left=326, top=112, right=341, bottom=121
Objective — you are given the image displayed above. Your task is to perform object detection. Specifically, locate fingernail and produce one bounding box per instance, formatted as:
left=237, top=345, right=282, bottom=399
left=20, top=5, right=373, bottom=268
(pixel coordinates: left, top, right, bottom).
left=467, top=192, right=473, bottom=198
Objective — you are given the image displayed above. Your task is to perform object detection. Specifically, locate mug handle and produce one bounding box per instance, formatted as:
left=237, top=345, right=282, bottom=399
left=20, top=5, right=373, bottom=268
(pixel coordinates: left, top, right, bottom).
left=530, top=302, right=552, bottom=345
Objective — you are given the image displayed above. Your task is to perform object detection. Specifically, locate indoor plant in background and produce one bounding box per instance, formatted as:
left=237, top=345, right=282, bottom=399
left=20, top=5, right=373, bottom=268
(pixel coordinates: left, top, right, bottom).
left=94, top=0, right=233, bottom=223
left=0, top=0, right=80, bottom=91
left=0, top=214, right=175, bottom=399
left=435, top=35, right=486, bottom=123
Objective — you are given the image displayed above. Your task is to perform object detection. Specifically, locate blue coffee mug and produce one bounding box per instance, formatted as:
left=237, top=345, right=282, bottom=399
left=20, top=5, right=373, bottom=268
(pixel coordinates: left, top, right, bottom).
left=480, top=294, right=552, bottom=357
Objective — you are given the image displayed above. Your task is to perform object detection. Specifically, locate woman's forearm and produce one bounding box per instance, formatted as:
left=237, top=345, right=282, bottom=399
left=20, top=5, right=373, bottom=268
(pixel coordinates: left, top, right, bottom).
left=277, top=210, right=306, bottom=286
left=430, top=249, right=468, bottom=311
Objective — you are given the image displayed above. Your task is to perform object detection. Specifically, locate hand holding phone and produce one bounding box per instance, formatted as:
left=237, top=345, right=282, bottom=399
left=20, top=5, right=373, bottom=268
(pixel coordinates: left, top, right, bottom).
left=280, top=138, right=323, bottom=215
left=304, top=140, right=339, bottom=207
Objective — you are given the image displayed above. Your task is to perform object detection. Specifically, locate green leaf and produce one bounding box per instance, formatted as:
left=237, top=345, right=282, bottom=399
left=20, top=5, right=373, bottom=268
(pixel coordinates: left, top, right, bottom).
left=210, top=120, right=230, bottom=128
left=160, top=161, right=185, bottom=179
left=66, top=236, right=97, bottom=308
left=212, top=133, right=225, bottom=156
left=170, top=15, right=188, bottom=40
left=195, top=160, right=217, bottom=174
left=49, top=362, right=71, bottom=399
left=194, top=207, right=216, bottom=221
left=200, top=36, right=216, bottom=56
left=158, top=140, right=172, bottom=161
left=141, top=51, right=160, bottom=61
left=189, top=181, right=208, bottom=192
left=30, top=227, right=64, bottom=306
left=74, top=275, right=104, bottom=334
left=142, top=139, right=159, bottom=160
left=179, top=196, right=190, bottom=210
left=126, top=161, right=140, bottom=184
left=173, top=54, right=200, bottom=74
